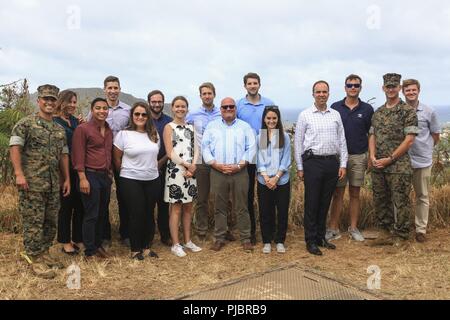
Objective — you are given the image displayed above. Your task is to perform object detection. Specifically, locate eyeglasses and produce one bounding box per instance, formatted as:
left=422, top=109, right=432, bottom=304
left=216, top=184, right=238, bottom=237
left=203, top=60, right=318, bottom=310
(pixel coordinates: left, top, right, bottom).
left=346, top=83, right=361, bottom=89
left=221, top=105, right=236, bottom=110
left=133, top=112, right=148, bottom=118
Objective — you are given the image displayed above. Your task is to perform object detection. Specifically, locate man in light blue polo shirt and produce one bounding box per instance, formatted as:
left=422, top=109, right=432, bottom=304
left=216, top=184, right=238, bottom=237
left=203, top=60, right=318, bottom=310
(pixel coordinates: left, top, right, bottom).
left=186, top=82, right=221, bottom=241
left=402, top=79, right=441, bottom=243
left=203, top=97, right=256, bottom=252
left=236, top=72, right=274, bottom=245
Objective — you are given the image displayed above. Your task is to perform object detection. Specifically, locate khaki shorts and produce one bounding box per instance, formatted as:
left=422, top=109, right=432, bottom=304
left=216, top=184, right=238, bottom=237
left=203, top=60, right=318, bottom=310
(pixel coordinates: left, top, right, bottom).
left=337, top=153, right=367, bottom=188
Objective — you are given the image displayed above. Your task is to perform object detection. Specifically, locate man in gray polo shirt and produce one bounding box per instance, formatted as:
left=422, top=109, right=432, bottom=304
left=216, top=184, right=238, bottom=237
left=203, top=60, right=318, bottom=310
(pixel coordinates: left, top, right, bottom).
left=402, top=79, right=441, bottom=243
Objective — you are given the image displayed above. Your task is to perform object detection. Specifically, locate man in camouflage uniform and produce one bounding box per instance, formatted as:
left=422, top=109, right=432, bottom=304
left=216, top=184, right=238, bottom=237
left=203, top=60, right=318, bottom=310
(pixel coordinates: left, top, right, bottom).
left=10, top=84, right=71, bottom=279
left=368, top=74, right=419, bottom=245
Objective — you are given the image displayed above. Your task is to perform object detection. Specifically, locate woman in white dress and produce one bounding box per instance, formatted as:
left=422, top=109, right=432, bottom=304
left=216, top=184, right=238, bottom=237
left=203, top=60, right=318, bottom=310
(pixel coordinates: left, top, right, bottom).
left=163, top=96, right=201, bottom=257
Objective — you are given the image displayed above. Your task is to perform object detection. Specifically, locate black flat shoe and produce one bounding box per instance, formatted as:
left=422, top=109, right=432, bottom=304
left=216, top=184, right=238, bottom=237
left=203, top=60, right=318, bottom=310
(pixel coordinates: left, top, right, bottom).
left=318, top=239, right=336, bottom=250
left=61, top=247, right=78, bottom=256
left=131, top=252, right=145, bottom=261
left=306, top=244, right=323, bottom=256
left=148, top=250, right=159, bottom=258
left=72, top=244, right=81, bottom=251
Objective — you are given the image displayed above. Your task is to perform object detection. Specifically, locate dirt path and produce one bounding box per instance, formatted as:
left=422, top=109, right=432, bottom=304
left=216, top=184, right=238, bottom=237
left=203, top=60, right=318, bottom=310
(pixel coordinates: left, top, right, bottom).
left=1, top=227, right=449, bottom=300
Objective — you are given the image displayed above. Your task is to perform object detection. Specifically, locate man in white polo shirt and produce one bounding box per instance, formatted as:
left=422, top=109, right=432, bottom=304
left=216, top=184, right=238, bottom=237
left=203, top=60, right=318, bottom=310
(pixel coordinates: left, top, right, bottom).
left=402, top=79, right=441, bottom=243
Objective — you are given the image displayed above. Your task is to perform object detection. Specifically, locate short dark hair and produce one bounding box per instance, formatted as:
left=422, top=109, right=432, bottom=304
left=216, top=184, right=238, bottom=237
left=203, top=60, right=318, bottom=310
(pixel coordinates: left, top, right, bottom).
left=345, top=74, right=362, bottom=84
left=90, top=97, right=108, bottom=109
left=147, top=90, right=165, bottom=103
left=243, top=72, right=261, bottom=85
left=103, top=76, right=120, bottom=88
left=199, top=82, right=216, bottom=96
left=312, top=80, right=329, bottom=93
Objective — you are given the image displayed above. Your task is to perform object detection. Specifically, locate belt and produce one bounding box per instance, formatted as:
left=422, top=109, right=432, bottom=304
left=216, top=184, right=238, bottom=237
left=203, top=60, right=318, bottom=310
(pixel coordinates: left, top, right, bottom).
left=86, top=168, right=109, bottom=174
left=311, top=155, right=338, bottom=160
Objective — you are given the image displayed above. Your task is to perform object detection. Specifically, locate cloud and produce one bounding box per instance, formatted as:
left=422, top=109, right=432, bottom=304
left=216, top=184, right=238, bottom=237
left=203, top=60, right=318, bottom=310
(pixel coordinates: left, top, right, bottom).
left=1, top=0, right=449, bottom=110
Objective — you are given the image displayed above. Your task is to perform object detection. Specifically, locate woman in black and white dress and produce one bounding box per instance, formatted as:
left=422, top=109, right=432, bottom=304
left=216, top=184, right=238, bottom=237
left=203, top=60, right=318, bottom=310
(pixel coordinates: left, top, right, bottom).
left=163, top=96, right=201, bottom=257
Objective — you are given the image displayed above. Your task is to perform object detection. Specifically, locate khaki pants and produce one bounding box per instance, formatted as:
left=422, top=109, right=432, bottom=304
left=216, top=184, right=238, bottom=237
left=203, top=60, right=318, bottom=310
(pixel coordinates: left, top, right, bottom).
left=210, top=169, right=251, bottom=243
left=413, top=166, right=432, bottom=234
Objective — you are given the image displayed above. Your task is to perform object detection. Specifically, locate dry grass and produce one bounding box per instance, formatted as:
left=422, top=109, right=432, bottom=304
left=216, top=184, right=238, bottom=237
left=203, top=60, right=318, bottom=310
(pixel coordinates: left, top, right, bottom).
left=1, top=227, right=450, bottom=300
left=0, top=182, right=449, bottom=300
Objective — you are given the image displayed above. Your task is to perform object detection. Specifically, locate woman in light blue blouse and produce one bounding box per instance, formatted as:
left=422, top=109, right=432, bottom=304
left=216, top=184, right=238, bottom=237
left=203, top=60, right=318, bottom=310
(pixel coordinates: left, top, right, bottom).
left=257, top=106, right=291, bottom=254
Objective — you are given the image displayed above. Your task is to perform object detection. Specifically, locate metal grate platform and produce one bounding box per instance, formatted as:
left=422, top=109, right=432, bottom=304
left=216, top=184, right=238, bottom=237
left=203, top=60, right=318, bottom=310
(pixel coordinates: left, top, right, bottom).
left=180, top=266, right=379, bottom=300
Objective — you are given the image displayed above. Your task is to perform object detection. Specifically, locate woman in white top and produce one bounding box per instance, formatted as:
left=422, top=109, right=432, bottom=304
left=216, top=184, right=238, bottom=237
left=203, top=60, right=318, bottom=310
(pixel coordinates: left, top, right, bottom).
left=163, top=96, right=201, bottom=257
left=113, top=102, right=160, bottom=260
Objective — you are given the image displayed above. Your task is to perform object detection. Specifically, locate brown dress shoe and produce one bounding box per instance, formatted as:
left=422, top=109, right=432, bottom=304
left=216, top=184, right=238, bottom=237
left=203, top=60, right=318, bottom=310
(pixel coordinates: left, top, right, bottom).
left=96, top=247, right=111, bottom=259
left=415, top=233, right=426, bottom=243
left=210, top=241, right=225, bottom=251
left=225, top=231, right=236, bottom=242
left=242, top=242, right=254, bottom=252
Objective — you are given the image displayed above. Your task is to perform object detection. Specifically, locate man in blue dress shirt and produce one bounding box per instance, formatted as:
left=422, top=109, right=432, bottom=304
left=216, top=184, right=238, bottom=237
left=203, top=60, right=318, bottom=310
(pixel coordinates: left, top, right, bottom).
left=186, top=82, right=221, bottom=241
left=203, top=97, right=256, bottom=252
left=236, top=72, right=274, bottom=245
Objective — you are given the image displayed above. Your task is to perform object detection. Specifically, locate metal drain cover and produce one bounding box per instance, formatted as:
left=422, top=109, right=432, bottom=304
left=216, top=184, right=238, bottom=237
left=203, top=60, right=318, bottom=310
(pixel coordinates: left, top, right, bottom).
left=181, top=266, right=379, bottom=300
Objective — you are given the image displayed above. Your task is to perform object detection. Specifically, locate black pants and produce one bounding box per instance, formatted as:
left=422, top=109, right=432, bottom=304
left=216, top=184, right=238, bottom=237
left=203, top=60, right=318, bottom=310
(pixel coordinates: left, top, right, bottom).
left=257, top=182, right=290, bottom=244
left=80, top=171, right=112, bottom=256
left=303, top=158, right=339, bottom=245
left=156, top=166, right=170, bottom=241
left=103, top=169, right=128, bottom=241
left=120, top=177, right=160, bottom=252
left=247, top=164, right=257, bottom=237
left=57, top=169, right=84, bottom=244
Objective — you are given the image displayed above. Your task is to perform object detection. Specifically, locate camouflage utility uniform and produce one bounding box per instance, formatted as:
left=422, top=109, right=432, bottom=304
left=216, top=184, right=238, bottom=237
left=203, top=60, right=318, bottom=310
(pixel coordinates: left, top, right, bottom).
left=370, top=101, right=419, bottom=239
left=10, top=114, right=68, bottom=257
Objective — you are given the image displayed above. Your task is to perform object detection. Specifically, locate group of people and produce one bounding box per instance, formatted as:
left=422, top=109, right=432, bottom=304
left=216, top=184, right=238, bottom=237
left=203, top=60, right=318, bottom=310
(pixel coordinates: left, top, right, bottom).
left=9, top=72, right=441, bottom=279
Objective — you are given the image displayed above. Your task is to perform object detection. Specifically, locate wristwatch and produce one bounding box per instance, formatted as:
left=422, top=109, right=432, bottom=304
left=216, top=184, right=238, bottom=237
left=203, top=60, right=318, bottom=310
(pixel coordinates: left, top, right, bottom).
left=275, top=174, right=281, bottom=179
left=237, top=164, right=241, bottom=171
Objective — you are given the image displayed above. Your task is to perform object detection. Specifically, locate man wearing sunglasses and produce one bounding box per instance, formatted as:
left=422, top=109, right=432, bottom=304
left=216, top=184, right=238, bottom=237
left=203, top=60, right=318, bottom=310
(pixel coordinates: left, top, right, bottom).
left=369, top=73, right=419, bottom=247
left=202, top=98, right=256, bottom=252
left=327, top=75, right=374, bottom=242
left=236, top=72, right=275, bottom=245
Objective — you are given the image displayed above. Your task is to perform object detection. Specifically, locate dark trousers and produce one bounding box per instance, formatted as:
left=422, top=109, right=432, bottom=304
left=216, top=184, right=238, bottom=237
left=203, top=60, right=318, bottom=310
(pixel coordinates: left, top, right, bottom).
left=57, top=169, right=84, bottom=244
left=103, top=170, right=128, bottom=241
left=247, top=164, right=257, bottom=237
left=257, top=182, right=290, bottom=244
left=156, top=166, right=170, bottom=241
left=194, top=164, right=211, bottom=236
left=80, top=171, right=112, bottom=256
left=120, top=177, right=160, bottom=252
left=303, top=158, right=339, bottom=245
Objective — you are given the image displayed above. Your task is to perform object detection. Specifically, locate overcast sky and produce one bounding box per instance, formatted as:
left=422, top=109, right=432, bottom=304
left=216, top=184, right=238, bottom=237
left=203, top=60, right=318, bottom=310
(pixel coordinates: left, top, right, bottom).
left=1, top=0, right=449, bottom=111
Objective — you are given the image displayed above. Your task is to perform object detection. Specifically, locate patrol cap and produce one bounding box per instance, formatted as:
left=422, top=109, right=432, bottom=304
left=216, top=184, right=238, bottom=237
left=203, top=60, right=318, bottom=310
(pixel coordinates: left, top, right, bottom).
left=383, top=73, right=402, bottom=87
left=37, top=84, right=60, bottom=99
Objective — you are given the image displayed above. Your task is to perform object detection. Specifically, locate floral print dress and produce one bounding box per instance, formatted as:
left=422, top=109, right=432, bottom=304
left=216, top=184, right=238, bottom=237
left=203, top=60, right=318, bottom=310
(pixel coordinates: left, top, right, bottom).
left=164, top=123, right=197, bottom=204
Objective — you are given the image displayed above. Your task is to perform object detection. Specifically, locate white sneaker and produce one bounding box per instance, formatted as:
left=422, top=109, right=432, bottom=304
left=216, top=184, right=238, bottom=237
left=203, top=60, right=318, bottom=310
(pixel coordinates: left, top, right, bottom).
left=262, top=243, right=271, bottom=254
left=184, top=241, right=202, bottom=252
left=348, top=227, right=365, bottom=242
left=171, top=244, right=187, bottom=257
left=325, top=229, right=341, bottom=241
left=276, top=243, right=286, bottom=253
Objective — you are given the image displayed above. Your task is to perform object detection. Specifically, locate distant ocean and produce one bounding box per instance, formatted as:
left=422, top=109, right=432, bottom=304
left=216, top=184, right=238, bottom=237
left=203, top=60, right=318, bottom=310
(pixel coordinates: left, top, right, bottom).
left=281, top=105, right=450, bottom=127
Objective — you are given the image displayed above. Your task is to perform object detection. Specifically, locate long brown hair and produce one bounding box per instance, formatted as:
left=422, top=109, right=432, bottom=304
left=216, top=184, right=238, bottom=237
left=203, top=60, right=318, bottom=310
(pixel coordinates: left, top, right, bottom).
left=259, top=106, right=285, bottom=149
left=128, top=102, right=158, bottom=143
left=56, top=90, right=77, bottom=116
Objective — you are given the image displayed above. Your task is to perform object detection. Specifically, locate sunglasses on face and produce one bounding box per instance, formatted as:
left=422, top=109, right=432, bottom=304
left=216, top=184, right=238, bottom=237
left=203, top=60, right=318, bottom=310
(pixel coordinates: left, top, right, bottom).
left=346, top=83, right=361, bottom=89
left=221, top=105, right=236, bottom=110
left=133, top=112, right=148, bottom=118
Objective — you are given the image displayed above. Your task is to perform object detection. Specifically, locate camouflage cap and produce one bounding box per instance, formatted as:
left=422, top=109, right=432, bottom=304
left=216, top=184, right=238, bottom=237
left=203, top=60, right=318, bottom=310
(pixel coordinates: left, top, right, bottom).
left=383, top=73, right=402, bottom=87
left=37, top=84, right=59, bottom=99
